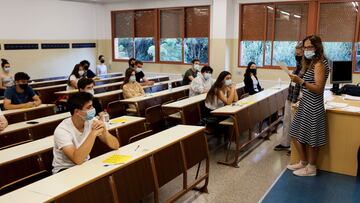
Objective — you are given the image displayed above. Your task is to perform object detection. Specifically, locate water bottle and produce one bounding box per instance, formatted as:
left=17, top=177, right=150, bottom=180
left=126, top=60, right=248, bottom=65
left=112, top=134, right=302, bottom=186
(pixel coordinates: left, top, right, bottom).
left=168, top=82, right=172, bottom=91
left=278, top=78, right=282, bottom=88
left=102, top=110, right=110, bottom=129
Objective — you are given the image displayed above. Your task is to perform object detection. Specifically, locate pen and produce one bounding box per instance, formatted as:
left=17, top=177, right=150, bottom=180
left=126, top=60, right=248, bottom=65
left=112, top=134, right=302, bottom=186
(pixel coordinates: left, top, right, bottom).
left=134, top=145, right=140, bottom=151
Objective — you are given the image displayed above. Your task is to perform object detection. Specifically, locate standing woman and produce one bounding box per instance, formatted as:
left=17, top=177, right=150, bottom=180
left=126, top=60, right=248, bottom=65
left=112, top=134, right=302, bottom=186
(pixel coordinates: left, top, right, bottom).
left=0, top=59, right=14, bottom=96
left=67, top=64, right=85, bottom=90
left=287, top=35, right=330, bottom=176
left=243, top=62, right=262, bottom=95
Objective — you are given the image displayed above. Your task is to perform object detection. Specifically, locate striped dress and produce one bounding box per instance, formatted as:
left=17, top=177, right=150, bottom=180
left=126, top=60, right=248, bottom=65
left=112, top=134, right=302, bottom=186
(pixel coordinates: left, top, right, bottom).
left=289, top=59, right=330, bottom=147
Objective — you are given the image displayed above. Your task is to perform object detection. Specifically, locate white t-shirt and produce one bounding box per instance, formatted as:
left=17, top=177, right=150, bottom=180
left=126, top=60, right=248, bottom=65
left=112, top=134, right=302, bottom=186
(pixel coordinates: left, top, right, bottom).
left=96, top=64, right=107, bottom=75
left=251, top=75, right=259, bottom=92
left=52, top=117, right=94, bottom=173
left=66, top=75, right=79, bottom=90
left=189, top=75, right=214, bottom=97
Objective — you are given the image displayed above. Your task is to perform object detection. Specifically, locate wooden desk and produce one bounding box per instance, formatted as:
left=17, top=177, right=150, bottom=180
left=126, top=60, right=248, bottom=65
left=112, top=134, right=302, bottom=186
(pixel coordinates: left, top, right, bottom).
left=212, top=85, right=288, bottom=167
left=94, top=78, right=182, bottom=110
left=94, top=76, right=124, bottom=86
left=120, top=85, right=190, bottom=116
left=30, top=78, right=68, bottom=88
left=0, top=116, right=146, bottom=194
left=291, top=91, right=360, bottom=176
left=162, top=83, right=245, bottom=125
left=3, top=104, right=56, bottom=124
left=0, top=187, right=50, bottom=203
left=98, top=72, right=123, bottom=79
left=0, top=112, right=70, bottom=149
left=0, top=125, right=208, bottom=203
left=54, top=81, right=124, bottom=97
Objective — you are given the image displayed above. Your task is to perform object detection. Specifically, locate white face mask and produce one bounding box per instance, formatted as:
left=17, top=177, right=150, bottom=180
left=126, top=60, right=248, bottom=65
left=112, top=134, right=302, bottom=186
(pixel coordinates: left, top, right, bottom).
left=224, top=79, right=232, bottom=86
left=136, top=68, right=142, bottom=73
left=78, top=70, right=85, bottom=76
left=194, top=64, right=201, bottom=71
left=203, top=73, right=212, bottom=80
left=85, top=89, right=95, bottom=95
left=4, top=67, right=10, bottom=73
left=129, top=75, right=136, bottom=82
left=304, top=50, right=315, bottom=59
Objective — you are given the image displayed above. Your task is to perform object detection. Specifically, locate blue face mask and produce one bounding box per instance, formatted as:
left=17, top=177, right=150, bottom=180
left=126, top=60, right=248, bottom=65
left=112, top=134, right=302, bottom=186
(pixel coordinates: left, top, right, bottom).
left=203, top=73, right=212, bottom=80
left=129, top=76, right=136, bottom=82
left=83, top=108, right=96, bottom=121
left=304, top=50, right=315, bottom=59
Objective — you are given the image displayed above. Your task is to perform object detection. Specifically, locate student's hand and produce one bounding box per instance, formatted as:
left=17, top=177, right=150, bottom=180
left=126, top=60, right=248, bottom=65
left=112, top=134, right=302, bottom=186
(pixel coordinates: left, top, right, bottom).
left=0, top=120, right=7, bottom=131
left=289, top=74, right=303, bottom=85
left=25, top=102, right=35, bottom=108
left=90, top=120, right=105, bottom=136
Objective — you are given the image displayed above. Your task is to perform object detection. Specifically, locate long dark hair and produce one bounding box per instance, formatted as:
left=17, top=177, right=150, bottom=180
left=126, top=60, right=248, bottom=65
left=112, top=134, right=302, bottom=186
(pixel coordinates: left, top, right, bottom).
left=302, top=35, right=325, bottom=70
left=67, top=64, right=82, bottom=85
left=205, top=71, right=231, bottom=104
left=1, top=58, right=9, bottom=69
left=123, top=68, right=135, bottom=85
left=244, top=61, right=256, bottom=78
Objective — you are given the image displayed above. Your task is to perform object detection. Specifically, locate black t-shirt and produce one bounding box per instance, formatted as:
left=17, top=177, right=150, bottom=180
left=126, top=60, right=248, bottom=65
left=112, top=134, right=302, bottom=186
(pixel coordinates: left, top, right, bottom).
left=135, top=71, right=145, bottom=83
left=86, top=70, right=96, bottom=79
left=92, top=97, right=103, bottom=115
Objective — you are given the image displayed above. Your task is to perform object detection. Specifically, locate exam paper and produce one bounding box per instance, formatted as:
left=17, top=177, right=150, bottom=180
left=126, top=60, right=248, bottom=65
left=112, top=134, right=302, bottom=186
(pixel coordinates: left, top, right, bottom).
left=278, top=62, right=290, bottom=75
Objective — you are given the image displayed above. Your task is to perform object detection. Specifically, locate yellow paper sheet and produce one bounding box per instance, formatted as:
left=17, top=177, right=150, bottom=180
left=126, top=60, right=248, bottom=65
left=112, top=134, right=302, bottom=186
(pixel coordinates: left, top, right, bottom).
left=110, top=118, right=127, bottom=123
left=102, top=154, right=132, bottom=164
left=237, top=101, right=255, bottom=105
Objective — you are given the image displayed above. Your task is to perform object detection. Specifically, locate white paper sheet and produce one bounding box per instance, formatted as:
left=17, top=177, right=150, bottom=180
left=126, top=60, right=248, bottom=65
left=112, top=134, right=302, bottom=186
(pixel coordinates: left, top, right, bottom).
left=278, top=62, right=290, bottom=75
left=343, top=94, right=360, bottom=101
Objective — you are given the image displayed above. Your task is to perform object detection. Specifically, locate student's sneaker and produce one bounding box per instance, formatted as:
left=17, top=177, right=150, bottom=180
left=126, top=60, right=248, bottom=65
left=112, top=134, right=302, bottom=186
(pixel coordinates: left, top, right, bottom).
left=293, top=165, right=317, bottom=177
left=274, top=144, right=290, bottom=151
left=287, top=161, right=307, bottom=171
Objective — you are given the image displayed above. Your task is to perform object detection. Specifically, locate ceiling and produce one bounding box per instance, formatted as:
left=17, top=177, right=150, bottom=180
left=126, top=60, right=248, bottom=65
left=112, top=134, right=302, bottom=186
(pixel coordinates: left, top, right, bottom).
left=60, top=0, right=132, bottom=4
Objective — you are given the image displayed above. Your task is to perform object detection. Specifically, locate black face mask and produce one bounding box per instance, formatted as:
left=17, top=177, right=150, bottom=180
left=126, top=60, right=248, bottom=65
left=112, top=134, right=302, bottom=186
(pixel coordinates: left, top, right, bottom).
left=19, top=84, right=28, bottom=90
left=100, top=59, right=105, bottom=63
left=295, top=55, right=302, bottom=63
left=250, top=69, right=257, bottom=75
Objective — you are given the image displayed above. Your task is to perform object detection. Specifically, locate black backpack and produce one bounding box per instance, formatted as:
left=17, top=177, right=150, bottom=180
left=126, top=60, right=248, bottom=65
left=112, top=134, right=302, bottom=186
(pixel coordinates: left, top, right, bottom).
left=341, top=83, right=360, bottom=97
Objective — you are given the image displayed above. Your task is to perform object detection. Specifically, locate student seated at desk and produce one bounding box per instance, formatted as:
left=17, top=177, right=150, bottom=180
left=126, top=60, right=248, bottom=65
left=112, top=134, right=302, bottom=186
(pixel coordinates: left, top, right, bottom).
left=182, top=59, right=201, bottom=85
left=0, top=59, right=14, bottom=96
left=128, top=57, right=136, bottom=70
left=122, top=68, right=145, bottom=99
left=77, top=78, right=104, bottom=117
left=52, top=92, right=119, bottom=174
left=81, top=60, right=96, bottom=79
left=244, top=62, right=262, bottom=95
left=200, top=71, right=238, bottom=128
left=0, top=109, right=8, bottom=132
left=4, top=72, right=42, bottom=110
left=189, top=65, right=214, bottom=97
left=96, top=55, right=107, bottom=75
left=67, top=64, right=85, bottom=90
left=133, top=60, right=155, bottom=86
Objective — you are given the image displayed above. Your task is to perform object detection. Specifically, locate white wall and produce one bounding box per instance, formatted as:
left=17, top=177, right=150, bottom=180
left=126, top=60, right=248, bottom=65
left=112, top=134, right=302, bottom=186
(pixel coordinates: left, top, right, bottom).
left=0, top=0, right=101, bottom=79
left=0, top=0, right=99, bottom=40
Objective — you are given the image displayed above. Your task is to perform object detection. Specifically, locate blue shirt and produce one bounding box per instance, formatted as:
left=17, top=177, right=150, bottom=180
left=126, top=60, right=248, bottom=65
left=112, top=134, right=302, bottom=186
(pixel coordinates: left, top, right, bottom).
left=4, top=86, right=36, bottom=104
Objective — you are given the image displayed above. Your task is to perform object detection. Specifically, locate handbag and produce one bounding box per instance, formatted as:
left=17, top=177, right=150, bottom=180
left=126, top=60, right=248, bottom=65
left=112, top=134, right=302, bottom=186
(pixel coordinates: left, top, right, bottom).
left=340, top=83, right=360, bottom=96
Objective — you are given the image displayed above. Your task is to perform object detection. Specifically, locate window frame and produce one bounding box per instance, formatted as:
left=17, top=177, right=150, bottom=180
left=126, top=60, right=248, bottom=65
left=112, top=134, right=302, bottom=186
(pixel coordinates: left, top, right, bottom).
left=111, top=5, right=211, bottom=65
left=238, top=0, right=360, bottom=74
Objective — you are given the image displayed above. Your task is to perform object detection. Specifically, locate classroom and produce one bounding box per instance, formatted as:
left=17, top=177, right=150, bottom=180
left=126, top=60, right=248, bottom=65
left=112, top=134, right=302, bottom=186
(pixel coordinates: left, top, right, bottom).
left=0, top=0, right=359, bottom=202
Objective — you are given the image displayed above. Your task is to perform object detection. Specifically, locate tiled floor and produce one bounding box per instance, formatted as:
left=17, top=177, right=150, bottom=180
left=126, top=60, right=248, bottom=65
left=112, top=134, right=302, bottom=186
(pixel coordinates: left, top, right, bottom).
left=153, top=126, right=291, bottom=203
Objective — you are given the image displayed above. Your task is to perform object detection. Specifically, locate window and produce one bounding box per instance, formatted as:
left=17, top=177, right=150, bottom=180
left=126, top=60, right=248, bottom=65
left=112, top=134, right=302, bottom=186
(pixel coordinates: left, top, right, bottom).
left=356, top=28, right=360, bottom=72
left=112, top=6, right=210, bottom=64
left=240, top=4, right=267, bottom=67
left=113, top=11, right=134, bottom=59
left=318, top=2, right=357, bottom=63
left=272, top=4, right=308, bottom=67
left=160, top=9, right=184, bottom=62
left=239, top=3, right=308, bottom=68
left=113, top=10, right=156, bottom=62
left=184, top=7, right=210, bottom=64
